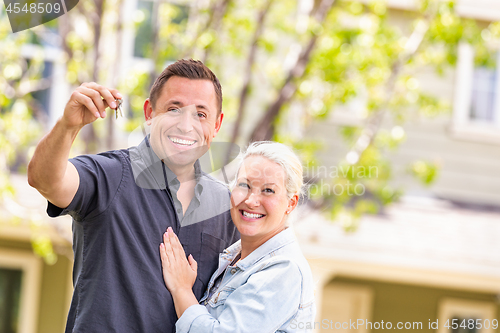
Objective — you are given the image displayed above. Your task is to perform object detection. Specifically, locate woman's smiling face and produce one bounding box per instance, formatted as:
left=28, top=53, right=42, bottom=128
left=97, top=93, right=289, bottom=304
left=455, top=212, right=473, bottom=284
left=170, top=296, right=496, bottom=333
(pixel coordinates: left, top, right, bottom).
left=230, top=155, right=298, bottom=245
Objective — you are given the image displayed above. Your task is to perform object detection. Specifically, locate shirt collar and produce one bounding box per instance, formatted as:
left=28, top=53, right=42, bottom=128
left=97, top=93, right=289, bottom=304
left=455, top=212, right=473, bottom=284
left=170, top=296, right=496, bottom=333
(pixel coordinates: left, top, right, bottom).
left=137, top=136, right=204, bottom=195
left=224, top=228, right=297, bottom=271
left=135, top=136, right=165, bottom=189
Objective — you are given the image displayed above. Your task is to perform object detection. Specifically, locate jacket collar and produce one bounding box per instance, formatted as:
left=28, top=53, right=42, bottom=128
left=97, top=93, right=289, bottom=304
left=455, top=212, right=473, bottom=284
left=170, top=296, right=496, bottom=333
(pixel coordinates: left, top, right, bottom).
left=223, top=228, right=297, bottom=271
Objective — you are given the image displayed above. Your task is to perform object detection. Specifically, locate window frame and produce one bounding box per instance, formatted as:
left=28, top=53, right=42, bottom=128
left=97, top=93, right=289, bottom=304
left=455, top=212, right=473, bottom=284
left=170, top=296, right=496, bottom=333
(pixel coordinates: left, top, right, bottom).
left=20, top=43, right=69, bottom=127
left=321, top=282, right=374, bottom=333
left=0, top=249, right=42, bottom=333
left=437, top=297, right=498, bottom=333
left=451, top=42, right=500, bottom=145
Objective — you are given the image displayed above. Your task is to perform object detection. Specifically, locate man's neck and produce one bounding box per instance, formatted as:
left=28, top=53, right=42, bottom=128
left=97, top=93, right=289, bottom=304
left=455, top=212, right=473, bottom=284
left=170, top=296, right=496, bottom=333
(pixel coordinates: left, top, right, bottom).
left=163, top=161, right=196, bottom=183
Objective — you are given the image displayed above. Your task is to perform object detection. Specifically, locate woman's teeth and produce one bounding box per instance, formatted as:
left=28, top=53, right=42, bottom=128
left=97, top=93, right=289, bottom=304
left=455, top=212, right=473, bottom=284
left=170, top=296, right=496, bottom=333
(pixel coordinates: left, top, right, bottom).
left=242, top=211, right=264, bottom=219
left=170, top=137, right=195, bottom=146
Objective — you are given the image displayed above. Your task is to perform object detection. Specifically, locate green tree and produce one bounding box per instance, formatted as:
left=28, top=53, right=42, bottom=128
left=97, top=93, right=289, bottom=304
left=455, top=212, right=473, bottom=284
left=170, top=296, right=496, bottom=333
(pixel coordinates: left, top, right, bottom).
left=0, top=14, right=57, bottom=263
left=0, top=0, right=126, bottom=262
left=2, top=0, right=499, bottom=257
left=129, top=0, right=497, bottom=229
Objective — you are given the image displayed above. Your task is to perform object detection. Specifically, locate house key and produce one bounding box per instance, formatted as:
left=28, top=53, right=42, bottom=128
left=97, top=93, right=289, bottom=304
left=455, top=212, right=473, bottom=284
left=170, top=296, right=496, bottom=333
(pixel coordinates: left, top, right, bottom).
left=114, top=98, right=123, bottom=119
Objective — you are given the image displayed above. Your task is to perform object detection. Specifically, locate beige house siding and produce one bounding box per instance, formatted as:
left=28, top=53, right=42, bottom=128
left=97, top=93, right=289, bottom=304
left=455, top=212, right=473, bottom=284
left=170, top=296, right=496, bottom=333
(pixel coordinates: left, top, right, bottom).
left=308, top=118, right=500, bottom=204
left=38, top=255, right=72, bottom=333
left=306, top=82, right=500, bottom=206
left=295, top=197, right=500, bottom=332
left=304, top=3, right=500, bottom=207
left=321, top=276, right=500, bottom=333
left=0, top=233, right=72, bottom=333
left=389, top=119, right=500, bottom=205
left=2, top=2, right=499, bottom=333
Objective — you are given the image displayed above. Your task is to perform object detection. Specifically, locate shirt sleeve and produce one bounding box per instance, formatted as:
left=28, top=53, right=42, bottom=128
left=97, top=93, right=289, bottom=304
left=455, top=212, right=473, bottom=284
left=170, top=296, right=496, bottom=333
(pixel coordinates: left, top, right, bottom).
left=175, top=259, right=302, bottom=333
left=47, top=151, right=124, bottom=222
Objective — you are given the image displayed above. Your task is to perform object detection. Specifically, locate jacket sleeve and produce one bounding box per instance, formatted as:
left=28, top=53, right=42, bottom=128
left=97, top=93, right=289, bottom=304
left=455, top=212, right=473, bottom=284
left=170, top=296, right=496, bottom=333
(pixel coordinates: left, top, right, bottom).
left=175, top=259, right=302, bottom=333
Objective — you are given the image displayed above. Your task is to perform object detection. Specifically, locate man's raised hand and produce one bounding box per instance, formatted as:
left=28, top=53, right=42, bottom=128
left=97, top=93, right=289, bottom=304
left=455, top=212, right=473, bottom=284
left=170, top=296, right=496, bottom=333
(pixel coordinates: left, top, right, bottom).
left=62, top=82, right=123, bottom=129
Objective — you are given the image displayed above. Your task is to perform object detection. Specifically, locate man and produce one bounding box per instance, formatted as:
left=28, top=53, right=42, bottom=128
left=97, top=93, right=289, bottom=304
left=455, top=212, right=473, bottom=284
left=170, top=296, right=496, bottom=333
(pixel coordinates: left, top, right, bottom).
left=27, top=59, right=240, bottom=332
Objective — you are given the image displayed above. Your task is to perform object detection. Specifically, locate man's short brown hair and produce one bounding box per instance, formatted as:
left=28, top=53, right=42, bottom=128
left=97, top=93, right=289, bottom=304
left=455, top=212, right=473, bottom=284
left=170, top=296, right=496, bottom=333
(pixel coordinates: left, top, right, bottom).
left=149, top=59, right=223, bottom=115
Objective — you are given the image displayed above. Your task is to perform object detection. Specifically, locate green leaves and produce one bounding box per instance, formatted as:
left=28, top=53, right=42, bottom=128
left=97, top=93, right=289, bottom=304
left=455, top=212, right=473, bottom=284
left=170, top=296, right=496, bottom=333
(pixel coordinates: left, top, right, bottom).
left=1, top=0, right=496, bottom=237
left=31, top=226, right=58, bottom=265
left=409, top=160, right=440, bottom=186
left=0, top=14, right=53, bottom=263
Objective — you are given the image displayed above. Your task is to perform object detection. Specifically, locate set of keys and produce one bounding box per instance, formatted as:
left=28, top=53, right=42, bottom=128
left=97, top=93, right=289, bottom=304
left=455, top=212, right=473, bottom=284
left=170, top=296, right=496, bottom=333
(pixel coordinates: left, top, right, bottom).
left=113, top=98, right=123, bottom=119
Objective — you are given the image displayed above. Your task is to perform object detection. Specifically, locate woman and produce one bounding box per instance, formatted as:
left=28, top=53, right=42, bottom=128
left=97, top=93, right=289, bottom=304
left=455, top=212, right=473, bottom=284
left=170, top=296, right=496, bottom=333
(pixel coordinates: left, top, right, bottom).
left=159, top=141, right=315, bottom=332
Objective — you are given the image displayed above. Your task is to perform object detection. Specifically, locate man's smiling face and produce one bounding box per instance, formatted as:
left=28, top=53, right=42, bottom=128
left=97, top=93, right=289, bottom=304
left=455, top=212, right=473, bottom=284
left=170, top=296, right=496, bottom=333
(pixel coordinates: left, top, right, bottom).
left=144, top=76, right=223, bottom=170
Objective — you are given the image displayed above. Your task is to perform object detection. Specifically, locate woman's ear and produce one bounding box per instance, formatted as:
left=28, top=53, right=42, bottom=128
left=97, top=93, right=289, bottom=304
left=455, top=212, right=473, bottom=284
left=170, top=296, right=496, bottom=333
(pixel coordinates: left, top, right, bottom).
left=286, top=193, right=299, bottom=214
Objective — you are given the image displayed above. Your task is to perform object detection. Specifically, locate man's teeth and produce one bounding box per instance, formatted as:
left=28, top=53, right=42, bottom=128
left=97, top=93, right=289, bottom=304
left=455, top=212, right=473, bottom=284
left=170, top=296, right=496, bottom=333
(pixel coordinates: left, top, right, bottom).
left=170, top=137, right=195, bottom=146
left=242, top=211, right=264, bottom=219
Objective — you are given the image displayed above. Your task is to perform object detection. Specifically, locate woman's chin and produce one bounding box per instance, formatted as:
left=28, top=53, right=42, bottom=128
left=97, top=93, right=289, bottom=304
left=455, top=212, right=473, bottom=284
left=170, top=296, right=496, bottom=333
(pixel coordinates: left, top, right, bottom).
left=236, top=226, right=259, bottom=239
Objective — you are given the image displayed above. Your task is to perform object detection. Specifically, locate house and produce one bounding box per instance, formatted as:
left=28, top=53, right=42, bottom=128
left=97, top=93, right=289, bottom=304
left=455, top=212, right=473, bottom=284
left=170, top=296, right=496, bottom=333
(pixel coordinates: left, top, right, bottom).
left=0, top=175, right=73, bottom=333
left=299, top=0, right=500, bottom=331
left=2, top=0, right=499, bottom=332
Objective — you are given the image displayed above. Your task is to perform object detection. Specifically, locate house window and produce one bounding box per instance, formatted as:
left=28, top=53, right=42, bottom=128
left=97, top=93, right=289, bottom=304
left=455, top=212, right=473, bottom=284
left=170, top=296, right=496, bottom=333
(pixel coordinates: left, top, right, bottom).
left=0, top=268, right=22, bottom=333
left=450, top=315, right=479, bottom=333
left=20, top=43, right=68, bottom=126
left=452, top=43, right=500, bottom=143
left=438, top=298, right=498, bottom=333
left=0, top=249, right=42, bottom=333
left=470, top=65, right=497, bottom=123
left=321, top=282, right=373, bottom=333
left=30, top=61, right=54, bottom=118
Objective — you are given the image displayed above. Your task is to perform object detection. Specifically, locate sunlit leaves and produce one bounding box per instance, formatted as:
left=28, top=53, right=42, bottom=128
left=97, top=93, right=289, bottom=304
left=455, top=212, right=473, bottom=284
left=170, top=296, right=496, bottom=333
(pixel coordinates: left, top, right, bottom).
left=31, top=225, right=58, bottom=265
left=157, top=4, right=189, bottom=62
left=290, top=0, right=491, bottom=230
left=1, top=0, right=497, bottom=237
left=374, top=126, right=406, bottom=150
left=276, top=134, right=323, bottom=170
left=409, top=160, right=440, bottom=185
left=0, top=15, right=54, bottom=263
left=117, top=70, right=150, bottom=129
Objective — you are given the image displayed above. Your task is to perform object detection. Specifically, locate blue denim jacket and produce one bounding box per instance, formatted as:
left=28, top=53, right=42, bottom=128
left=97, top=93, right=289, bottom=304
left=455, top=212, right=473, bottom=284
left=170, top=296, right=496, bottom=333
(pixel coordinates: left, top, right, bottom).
left=176, top=228, right=316, bottom=333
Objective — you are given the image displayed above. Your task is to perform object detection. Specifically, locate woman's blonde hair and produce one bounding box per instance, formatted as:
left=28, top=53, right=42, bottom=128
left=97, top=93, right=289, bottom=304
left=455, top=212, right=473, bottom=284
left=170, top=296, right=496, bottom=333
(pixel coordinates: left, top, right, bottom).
left=232, top=141, right=304, bottom=199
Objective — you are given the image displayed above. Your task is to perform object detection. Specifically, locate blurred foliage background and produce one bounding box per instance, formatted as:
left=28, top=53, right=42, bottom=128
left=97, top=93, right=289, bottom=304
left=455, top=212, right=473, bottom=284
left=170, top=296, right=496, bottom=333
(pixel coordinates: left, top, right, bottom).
left=1, top=0, right=500, bottom=261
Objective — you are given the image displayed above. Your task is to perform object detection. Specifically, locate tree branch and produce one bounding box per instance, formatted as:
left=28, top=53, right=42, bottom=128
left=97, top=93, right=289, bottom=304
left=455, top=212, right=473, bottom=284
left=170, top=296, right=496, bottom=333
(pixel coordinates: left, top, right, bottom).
left=228, top=0, right=274, bottom=152
left=59, top=9, right=74, bottom=61
left=344, top=17, right=433, bottom=165
left=81, top=0, right=106, bottom=153
left=249, top=0, right=336, bottom=142
left=148, top=0, right=161, bottom=88
left=91, top=0, right=105, bottom=82
left=106, top=0, right=126, bottom=150
left=15, top=77, right=53, bottom=97
left=181, top=0, right=232, bottom=59
left=202, top=0, right=231, bottom=63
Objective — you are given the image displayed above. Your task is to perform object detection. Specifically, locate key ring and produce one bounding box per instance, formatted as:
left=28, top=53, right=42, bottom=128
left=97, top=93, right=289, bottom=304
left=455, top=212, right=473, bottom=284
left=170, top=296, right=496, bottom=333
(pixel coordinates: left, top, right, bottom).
left=114, top=98, right=123, bottom=119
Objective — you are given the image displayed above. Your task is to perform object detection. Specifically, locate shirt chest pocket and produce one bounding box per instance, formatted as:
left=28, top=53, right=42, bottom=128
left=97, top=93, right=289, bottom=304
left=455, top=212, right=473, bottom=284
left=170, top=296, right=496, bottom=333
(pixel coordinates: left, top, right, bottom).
left=208, top=286, right=235, bottom=308
left=198, top=232, right=226, bottom=281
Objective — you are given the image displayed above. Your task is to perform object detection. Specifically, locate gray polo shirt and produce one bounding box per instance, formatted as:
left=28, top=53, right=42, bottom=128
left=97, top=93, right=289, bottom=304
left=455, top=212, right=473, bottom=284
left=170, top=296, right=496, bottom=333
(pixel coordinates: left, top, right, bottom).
left=48, top=137, right=239, bottom=333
